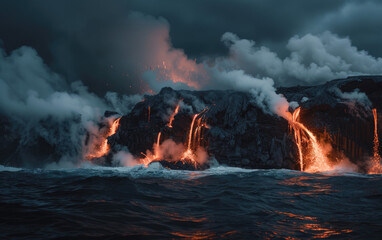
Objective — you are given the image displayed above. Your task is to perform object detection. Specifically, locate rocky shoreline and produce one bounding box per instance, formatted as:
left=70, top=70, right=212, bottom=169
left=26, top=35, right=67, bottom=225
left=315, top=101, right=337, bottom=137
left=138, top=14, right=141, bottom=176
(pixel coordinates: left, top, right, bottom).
left=108, top=76, right=382, bottom=171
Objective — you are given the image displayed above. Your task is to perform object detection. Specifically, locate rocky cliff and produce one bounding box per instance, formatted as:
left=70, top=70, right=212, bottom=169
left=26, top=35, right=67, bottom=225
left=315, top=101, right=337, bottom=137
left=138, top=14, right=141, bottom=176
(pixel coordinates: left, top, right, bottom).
left=109, top=76, right=382, bottom=171
left=0, top=76, right=381, bottom=170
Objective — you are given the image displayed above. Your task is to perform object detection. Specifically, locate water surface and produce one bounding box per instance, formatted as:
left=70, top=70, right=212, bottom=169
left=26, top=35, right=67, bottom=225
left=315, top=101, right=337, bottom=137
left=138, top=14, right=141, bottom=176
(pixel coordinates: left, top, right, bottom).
left=1, top=164, right=381, bottom=239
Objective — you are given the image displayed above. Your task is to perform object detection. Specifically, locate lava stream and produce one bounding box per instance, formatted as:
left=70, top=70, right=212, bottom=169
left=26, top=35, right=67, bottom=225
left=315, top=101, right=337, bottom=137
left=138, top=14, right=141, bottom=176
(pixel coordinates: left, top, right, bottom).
left=139, top=105, right=209, bottom=168
left=148, top=106, right=151, bottom=123
left=289, top=107, right=332, bottom=172
left=291, top=108, right=304, bottom=171
left=167, top=104, right=180, bottom=128
left=369, top=108, right=382, bottom=174
left=181, top=108, right=208, bottom=167
left=86, top=117, right=121, bottom=160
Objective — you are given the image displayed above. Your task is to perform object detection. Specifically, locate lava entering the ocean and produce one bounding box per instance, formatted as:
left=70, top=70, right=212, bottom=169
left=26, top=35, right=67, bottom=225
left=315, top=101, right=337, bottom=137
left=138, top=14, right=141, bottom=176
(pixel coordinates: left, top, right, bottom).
left=140, top=106, right=209, bottom=168
left=288, top=107, right=333, bottom=173
left=368, top=108, right=382, bottom=174
left=86, top=117, right=121, bottom=160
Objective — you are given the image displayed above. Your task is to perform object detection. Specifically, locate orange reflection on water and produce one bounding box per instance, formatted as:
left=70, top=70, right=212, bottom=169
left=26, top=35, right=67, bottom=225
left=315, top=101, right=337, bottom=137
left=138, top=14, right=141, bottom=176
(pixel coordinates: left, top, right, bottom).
left=271, top=211, right=352, bottom=239
left=171, top=230, right=216, bottom=239
left=278, top=176, right=335, bottom=196
left=274, top=211, right=317, bottom=221
left=164, top=211, right=208, bottom=223
left=171, top=230, right=239, bottom=239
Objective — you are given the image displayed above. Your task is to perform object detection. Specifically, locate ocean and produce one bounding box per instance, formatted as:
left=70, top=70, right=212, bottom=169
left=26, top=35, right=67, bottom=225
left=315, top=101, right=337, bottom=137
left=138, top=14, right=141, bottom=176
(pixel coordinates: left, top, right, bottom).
left=1, top=163, right=381, bottom=239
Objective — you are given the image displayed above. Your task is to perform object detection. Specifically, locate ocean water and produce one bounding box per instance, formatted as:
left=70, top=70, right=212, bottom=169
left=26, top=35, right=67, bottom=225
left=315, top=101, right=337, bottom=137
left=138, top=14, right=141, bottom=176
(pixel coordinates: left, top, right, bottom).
left=1, top=163, right=381, bottom=239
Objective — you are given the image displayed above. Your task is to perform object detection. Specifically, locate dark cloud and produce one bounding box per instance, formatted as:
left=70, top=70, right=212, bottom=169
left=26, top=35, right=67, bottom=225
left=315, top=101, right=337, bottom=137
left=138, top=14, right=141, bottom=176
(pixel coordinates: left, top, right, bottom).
left=0, top=0, right=381, bottom=96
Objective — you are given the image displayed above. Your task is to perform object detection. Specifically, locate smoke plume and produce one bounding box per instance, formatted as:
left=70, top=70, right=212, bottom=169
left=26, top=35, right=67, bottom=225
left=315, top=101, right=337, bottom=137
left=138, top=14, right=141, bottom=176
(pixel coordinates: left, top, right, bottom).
left=0, top=45, right=140, bottom=167
left=219, top=31, right=382, bottom=87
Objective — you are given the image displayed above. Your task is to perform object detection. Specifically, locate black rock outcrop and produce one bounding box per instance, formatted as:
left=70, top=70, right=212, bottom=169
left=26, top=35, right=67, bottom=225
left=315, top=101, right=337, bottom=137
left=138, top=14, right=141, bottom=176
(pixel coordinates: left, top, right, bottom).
left=109, top=76, right=382, bottom=171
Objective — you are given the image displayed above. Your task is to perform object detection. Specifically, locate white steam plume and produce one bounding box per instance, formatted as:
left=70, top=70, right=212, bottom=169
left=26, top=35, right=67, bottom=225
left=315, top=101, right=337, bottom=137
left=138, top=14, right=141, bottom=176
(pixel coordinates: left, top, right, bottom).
left=0, top=46, right=140, bottom=167
left=220, top=31, right=382, bottom=87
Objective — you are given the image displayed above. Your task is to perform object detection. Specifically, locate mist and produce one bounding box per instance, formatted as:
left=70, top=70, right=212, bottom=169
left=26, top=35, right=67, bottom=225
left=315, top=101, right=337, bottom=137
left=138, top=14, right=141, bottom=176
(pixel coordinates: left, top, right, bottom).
left=0, top=45, right=141, bottom=167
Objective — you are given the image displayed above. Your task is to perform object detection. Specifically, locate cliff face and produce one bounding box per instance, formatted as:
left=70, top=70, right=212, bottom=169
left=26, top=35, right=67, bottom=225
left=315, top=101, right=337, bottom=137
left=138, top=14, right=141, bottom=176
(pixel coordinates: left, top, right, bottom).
left=110, top=88, right=297, bottom=169
left=0, top=76, right=381, bottom=170
left=109, top=76, right=382, bottom=170
left=280, top=76, right=382, bottom=170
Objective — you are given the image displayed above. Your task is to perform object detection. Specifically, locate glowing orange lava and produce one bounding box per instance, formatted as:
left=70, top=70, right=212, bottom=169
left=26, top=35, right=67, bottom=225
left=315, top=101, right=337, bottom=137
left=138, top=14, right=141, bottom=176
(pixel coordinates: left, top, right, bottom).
left=86, top=117, right=121, bottom=160
left=139, top=107, right=208, bottom=168
left=109, top=117, right=121, bottom=136
left=292, top=108, right=304, bottom=171
left=181, top=114, right=199, bottom=167
left=181, top=108, right=208, bottom=167
left=368, top=108, right=382, bottom=174
left=156, top=131, right=162, bottom=151
left=148, top=106, right=151, bottom=123
left=167, top=104, right=180, bottom=128
left=140, top=131, right=162, bottom=167
left=289, top=107, right=332, bottom=172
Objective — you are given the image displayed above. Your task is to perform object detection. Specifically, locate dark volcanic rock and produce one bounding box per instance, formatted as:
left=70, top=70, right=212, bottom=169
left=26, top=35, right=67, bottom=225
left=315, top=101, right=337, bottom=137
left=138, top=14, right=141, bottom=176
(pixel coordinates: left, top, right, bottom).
left=110, top=76, right=382, bottom=170
left=110, top=88, right=298, bottom=170
left=1, top=76, right=381, bottom=170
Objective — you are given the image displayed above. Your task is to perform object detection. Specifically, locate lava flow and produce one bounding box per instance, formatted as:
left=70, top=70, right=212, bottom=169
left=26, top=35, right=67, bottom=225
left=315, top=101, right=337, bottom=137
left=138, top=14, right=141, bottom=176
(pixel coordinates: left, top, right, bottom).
left=86, top=117, right=121, bottom=160
left=291, top=107, right=304, bottom=171
left=181, top=108, right=208, bottom=167
left=167, top=104, right=180, bottom=128
left=368, top=108, right=382, bottom=174
left=148, top=106, right=151, bottom=123
left=289, top=107, right=333, bottom=172
left=140, top=107, right=208, bottom=168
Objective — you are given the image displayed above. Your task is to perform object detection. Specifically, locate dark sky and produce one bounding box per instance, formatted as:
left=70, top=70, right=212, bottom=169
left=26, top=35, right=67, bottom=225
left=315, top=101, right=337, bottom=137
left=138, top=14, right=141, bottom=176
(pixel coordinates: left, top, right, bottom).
left=1, top=0, right=382, bottom=94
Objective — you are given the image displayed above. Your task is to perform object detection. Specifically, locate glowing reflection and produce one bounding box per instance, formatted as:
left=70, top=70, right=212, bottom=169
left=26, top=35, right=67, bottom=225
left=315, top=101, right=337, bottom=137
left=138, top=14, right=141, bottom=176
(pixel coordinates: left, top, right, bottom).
left=271, top=211, right=352, bottom=239
left=278, top=176, right=335, bottom=195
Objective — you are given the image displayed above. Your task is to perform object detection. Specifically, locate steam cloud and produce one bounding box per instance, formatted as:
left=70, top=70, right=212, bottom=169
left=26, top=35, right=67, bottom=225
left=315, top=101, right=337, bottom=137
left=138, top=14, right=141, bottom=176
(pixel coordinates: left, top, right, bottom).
left=220, top=31, right=382, bottom=87
left=134, top=13, right=382, bottom=117
left=0, top=46, right=140, bottom=167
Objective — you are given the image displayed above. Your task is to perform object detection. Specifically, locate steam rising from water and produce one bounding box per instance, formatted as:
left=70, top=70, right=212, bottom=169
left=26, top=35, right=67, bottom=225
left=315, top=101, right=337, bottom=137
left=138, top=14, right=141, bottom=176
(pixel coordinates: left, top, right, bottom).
left=0, top=46, right=141, bottom=167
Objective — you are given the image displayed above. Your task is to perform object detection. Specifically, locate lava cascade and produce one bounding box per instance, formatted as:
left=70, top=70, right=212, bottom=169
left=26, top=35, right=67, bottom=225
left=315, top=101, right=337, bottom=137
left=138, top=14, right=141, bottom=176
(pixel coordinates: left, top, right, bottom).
left=368, top=108, right=382, bottom=174
left=289, top=107, right=333, bottom=172
left=181, top=108, right=208, bottom=167
left=148, top=106, right=151, bottom=123
left=140, top=106, right=208, bottom=167
left=167, top=104, right=180, bottom=128
left=86, top=117, right=121, bottom=160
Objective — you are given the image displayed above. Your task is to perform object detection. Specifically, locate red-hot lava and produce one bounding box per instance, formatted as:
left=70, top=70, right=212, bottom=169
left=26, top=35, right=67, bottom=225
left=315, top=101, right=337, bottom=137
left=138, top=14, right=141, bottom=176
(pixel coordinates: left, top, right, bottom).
left=148, top=106, right=151, bottom=123
left=181, top=108, right=209, bottom=167
left=291, top=108, right=304, bottom=171
left=140, top=107, right=209, bottom=168
left=368, top=108, right=382, bottom=174
left=156, top=131, right=162, bottom=151
left=288, top=107, right=333, bottom=173
left=167, top=104, right=180, bottom=128
left=86, top=117, right=121, bottom=160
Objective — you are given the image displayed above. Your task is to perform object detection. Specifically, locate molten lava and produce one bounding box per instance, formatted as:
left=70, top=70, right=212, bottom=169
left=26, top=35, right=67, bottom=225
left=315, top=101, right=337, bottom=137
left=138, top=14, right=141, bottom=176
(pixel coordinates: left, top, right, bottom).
left=140, top=131, right=162, bottom=167
left=86, top=117, right=121, bottom=160
left=148, top=106, right=151, bottom=123
left=289, top=107, right=333, bottom=172
left=368, top=108, right=382, bottom=174
left=156, top=131, right=162, bottom=151
left=109, top=117, right=121, bottom=136
left=167, top=104, right=180, bottom=128
left=181, top=108, right=208, bottom=167
left=291, top=108, right=304, bottom=171
left=187, top=114, right=198, bottom=150
left=140, top=106, right=209, bottom=168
